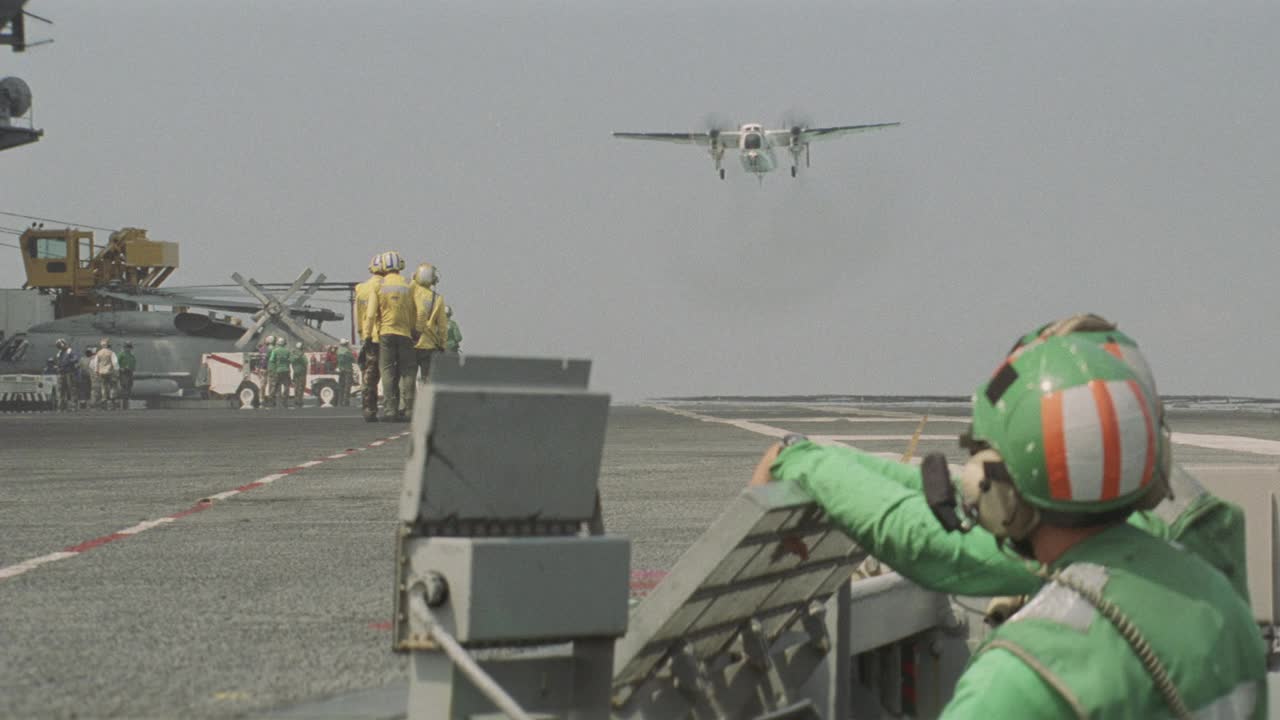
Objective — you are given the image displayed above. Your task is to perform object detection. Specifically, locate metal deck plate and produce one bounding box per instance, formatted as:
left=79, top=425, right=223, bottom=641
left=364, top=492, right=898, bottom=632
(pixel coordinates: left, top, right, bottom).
left=400, top=356, right=609, bottom=525
left=612, top=482, right=865, bottom=692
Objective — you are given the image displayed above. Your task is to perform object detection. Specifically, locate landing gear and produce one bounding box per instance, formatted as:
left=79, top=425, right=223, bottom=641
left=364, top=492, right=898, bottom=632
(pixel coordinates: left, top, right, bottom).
left=711, top=144, right=726, bottom=181
left=790, top=166, right=797, bottom=178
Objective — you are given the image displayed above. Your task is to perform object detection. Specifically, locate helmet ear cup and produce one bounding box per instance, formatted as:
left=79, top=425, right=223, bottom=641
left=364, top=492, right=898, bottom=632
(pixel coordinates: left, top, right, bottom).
left=960, top=449, right=1040, bottom=541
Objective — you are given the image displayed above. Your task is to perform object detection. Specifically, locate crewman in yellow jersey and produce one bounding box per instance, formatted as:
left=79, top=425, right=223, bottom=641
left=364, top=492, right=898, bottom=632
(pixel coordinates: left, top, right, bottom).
left=354, top=254, right=386, bottom=422
left=364, top=251, right=416, bottom=422
left=410, top=263, right=448, bottom=381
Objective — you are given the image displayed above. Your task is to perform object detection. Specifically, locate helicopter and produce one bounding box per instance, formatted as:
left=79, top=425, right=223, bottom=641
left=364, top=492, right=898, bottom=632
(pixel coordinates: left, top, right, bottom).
left=0, top=226, right=353, bottom=401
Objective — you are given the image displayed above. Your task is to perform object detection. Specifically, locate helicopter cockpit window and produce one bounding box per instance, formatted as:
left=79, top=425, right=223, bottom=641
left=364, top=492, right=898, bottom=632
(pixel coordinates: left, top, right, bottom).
left=28, top=237, right=67, bottom=260
left=0, top=335, right=29, bottom=362
left=744, top=133, right=762, bottom=150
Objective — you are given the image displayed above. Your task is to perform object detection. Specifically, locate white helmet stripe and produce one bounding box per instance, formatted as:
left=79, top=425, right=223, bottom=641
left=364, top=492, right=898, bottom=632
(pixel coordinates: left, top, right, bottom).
left=1062, top=382, right=1106, bottom=502
left=1057, top=379, right=1154, bottom=502
left=1120, top=379, right=1156, bottom=494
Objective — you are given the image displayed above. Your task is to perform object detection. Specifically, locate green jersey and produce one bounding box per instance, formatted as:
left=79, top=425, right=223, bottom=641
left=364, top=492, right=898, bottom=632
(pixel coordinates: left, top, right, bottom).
left=118, top=350, right=136, bottom=371
left=289, top=349, right=308, bottom=372
left=447, top=320, right=462, bottom=352
left=336, top=346, right=354, bottom=371
left=946, top=526, right=1265, bottom=718
left=268, top=347, right=291, bottom=374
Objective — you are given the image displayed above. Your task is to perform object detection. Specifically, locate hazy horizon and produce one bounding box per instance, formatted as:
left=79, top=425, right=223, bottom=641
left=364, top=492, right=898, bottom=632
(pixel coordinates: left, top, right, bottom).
left=3, top=1, right=1277, bottom=401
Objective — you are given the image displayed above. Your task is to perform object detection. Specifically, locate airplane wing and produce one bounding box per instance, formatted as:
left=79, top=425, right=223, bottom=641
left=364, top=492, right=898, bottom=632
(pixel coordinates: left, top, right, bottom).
left=613, top=131, right=741, bottom=148
left=795, top=123, right=900, bottom=143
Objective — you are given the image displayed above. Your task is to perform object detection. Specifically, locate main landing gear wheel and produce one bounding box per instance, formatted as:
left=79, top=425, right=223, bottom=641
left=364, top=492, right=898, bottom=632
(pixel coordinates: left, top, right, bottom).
left=791, top=166, right=797, bottom=178
left=719, top=168, right=726, bottom=180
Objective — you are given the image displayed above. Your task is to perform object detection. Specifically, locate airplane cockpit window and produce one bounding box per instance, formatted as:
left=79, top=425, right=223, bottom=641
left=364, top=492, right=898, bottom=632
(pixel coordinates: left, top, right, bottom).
left=744, top=134, right=762, bottom=150
left=28, top=237, right=67, bottom=260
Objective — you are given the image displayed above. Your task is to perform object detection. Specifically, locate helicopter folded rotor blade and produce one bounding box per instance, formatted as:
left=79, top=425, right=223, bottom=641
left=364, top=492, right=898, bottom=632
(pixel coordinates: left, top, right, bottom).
left=276, top=312, right=326, bottom=348
left=276, top=269, right=313, bottom=307
left=235, top=312, right=271, bottom=349
left=231, top=272, right=273, bottom=307
left=292, top=272, right=326, bottom=309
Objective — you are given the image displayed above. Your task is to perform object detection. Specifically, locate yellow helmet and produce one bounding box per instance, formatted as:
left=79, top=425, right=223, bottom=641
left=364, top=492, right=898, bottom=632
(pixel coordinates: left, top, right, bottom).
left=380, top=251, right=406, bottom=272
left=413, top=263, right=439, bottom=287
left=368, top=254, right=386, bottom=275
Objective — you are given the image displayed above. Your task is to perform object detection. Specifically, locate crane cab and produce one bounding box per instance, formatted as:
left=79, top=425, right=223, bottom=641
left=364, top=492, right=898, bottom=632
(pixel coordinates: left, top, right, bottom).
left=18, top=227, right=179, bottom=317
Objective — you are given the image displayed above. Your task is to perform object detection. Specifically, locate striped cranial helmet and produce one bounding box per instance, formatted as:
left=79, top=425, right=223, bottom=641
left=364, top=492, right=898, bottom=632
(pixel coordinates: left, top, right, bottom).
left=369, top=254, right=386, bottom=275
left=413, top=263, right=438, bottom=288
left=970, top=336, right=1162, bottom=516
left=1011, top=313, right=1159, bottom=413
left=380, top=251, right=406, bottom=272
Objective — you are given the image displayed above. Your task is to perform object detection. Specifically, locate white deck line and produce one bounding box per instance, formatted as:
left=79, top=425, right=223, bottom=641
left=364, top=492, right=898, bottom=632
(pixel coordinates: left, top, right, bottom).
left=1172, top=433, right=1280, bottom=457
left=652, top=404, right=1280, bottom=463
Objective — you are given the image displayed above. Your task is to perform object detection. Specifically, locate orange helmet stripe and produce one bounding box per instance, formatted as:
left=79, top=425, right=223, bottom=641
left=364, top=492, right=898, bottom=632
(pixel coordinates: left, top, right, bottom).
left=1041, top=390, right=1072, bottom=500
left=1090, top=380, right=1123, bottom=501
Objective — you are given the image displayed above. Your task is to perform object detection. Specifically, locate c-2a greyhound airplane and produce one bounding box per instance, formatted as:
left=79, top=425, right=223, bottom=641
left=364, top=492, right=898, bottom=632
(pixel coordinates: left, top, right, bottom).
left=613, top=120, right=899, bottom=181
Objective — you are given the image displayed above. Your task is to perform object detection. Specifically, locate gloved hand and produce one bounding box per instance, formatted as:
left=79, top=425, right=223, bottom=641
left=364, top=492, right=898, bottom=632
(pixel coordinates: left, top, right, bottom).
left=984, top=595, right=1029, bottom=626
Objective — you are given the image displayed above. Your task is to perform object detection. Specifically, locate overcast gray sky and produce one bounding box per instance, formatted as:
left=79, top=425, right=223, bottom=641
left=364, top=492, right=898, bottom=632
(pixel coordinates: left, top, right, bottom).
left=3, top=1, right=1277, bottom=400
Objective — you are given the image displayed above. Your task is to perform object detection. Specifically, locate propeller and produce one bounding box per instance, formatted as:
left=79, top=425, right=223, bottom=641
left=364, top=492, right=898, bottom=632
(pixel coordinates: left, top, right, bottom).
left=780, top=108, right=814, bottom=133
left=781, top=109, right=813, bottom=166
left=703, top=112, right=733, bottom=144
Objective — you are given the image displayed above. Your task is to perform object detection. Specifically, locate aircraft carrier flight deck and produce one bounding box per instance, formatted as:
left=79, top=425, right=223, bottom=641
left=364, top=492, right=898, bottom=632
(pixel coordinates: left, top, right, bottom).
left=2, top=399, right=1277, bottom=719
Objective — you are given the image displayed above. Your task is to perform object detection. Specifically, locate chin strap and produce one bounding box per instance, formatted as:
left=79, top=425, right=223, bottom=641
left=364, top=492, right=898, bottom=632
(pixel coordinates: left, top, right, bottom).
left=1034, top=565, right=1191, bottom=720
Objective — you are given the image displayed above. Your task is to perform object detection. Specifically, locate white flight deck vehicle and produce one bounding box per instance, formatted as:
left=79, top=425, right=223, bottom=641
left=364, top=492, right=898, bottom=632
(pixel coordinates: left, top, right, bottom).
left=613, top=120, right=899, bottom=181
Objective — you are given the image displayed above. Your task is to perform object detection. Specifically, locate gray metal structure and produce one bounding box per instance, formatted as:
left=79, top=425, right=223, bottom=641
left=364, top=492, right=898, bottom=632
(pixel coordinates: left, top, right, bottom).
left=389, top=357, right=1280, bottom=718
left=394, top=354, right=976, bottom=719
left=0, top=75, right=41, bottom=151
left=395, top=355, right=628, bottom=719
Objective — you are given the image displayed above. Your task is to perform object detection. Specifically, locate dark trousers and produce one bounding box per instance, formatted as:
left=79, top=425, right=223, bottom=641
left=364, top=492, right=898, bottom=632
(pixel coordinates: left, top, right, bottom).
left=337, top=369, right=353, bottom=406
left=119, top=370, right=134, bottom=409
left=379, top=335, right=415, bottom=417
left=360, top=343, right=380, bottom=417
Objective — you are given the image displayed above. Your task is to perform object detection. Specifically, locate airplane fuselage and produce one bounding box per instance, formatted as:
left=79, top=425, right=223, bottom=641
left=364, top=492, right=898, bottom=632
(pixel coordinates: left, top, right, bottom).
left=735, top=125, right=776, bottom=177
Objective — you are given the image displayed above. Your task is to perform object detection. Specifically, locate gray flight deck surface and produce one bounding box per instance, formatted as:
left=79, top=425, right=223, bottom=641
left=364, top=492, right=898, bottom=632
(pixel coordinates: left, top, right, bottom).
left=1, top=401, right=1277, bottom=718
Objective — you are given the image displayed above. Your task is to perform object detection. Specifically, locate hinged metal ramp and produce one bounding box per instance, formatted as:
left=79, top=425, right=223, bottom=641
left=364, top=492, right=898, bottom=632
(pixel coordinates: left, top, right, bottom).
left=611, top=483, right=868, bottom=720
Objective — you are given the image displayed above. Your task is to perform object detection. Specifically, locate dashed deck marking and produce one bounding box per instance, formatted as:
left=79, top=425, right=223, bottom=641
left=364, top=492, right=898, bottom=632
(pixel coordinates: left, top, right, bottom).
left=0, top=430, right=412, bottom=582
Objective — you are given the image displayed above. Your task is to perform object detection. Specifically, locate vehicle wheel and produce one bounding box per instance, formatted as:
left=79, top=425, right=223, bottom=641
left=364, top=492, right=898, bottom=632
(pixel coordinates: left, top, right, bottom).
left=235, top=381, right=260, bottom=409
left=314, top=380, right=338, bottom=407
